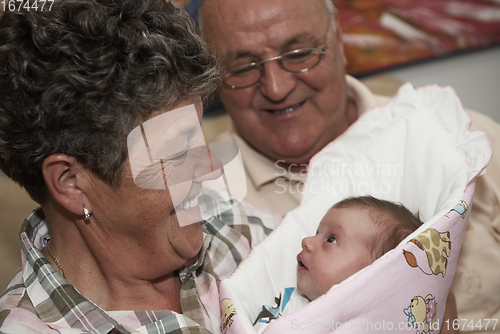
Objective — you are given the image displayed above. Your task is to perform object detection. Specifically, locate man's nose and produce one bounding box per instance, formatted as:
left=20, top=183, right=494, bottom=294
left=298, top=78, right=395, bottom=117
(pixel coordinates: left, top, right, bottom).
left=259, top=61, right=297, bottom=102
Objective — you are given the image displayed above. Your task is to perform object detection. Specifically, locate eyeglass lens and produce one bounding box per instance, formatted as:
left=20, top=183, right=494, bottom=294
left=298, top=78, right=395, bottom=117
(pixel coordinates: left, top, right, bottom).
left=224, top=48, right=324, bottom=89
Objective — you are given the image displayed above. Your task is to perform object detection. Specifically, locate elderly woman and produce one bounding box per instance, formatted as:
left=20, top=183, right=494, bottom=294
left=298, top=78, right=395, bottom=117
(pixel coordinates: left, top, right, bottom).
left=0, top=0, right=279, bottom=332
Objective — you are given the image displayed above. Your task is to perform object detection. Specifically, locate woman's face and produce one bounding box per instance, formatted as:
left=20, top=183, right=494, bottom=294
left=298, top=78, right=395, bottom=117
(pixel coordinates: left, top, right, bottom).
left=83, top=97, right=218, bottom=281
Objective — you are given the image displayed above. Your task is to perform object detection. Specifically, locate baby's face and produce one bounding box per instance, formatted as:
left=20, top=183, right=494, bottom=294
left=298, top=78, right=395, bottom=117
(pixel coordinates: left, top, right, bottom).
left=297, top=207, right=376, bottom=301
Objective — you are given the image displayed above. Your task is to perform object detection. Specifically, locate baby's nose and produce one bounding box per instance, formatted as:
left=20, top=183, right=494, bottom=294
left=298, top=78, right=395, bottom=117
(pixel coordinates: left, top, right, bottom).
left=302, top=236, right=313, bottom=250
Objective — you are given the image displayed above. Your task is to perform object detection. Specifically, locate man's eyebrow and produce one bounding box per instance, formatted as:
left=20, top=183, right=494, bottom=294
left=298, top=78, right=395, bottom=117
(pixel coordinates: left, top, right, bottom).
left=225, top=31, right=319, bottom=61
left=227, top=50, right=254, bottom=60
left=281, top=31, right=319, bottom=49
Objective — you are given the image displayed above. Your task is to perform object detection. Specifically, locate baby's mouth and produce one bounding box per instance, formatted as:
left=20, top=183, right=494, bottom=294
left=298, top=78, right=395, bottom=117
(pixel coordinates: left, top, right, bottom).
left=297, top=256, right=307, bottom=270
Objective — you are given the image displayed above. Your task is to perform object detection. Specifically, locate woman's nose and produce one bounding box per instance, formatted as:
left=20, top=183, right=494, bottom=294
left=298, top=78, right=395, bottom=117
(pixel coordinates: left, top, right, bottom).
left=192, top=144, right=223, bottom=183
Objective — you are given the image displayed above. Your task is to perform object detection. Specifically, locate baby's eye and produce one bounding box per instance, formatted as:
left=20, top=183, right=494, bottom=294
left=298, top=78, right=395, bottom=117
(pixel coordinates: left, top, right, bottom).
left=326, top=236, right=337, bottom=244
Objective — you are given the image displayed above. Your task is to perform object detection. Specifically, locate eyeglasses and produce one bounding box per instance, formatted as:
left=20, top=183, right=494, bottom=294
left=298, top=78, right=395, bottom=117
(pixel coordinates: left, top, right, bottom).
left=223, top=22, right=330, bottom=89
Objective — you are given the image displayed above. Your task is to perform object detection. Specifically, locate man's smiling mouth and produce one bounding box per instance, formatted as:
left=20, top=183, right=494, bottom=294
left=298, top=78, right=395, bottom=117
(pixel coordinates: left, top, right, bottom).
left=267, top=101, right=305, bottom=115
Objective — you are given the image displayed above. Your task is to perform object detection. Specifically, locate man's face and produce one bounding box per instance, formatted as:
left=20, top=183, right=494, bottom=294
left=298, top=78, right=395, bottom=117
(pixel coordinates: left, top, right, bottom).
left=296, top=208, right=376, bottom=301
left=202, top=0, right=355, bottom=165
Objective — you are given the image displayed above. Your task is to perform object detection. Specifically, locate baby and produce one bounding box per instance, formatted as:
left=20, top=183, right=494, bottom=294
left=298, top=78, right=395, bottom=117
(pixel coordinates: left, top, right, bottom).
left=254, top=196, right=422, bottom=328
left=296, top=195, right=423, bottom=301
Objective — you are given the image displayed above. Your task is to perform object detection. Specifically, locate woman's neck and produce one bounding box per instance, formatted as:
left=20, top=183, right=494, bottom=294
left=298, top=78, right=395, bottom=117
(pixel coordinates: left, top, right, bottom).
left=41, top=204, right=184, bottom=313
left=43, top=231, right=184, bottom=313
left=81, top=272, right=183, bottom=313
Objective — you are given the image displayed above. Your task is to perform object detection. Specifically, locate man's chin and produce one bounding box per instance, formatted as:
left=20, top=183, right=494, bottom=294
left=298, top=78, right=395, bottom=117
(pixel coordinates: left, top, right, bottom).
left=269, top=146, right=318, bottom=166
left=260, top=134, right=323, bottom=165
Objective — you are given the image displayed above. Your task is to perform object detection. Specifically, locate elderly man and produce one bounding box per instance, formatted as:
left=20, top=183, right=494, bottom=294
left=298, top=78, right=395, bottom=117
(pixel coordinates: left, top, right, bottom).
left=199, top=0, right=500, bottom=332
left=200, top=0, right=395, bottom=214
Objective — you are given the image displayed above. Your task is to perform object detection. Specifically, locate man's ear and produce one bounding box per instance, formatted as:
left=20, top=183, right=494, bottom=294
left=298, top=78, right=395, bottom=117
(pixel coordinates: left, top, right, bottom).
left=337, top=27, right=347, bottom=67
left=334, top=22, right=347, bottom=66
left=42, top=154, right=89, bottom=216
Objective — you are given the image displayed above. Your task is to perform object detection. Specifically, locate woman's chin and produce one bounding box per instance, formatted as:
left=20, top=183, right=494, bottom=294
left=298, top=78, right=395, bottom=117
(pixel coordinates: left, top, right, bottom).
left=178, top=220, right=204, bottom=259
left=175, top=205, right=202, bottom=228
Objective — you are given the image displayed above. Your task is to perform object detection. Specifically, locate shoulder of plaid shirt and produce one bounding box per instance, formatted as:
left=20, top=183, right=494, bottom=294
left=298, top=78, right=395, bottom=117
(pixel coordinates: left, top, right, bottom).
left=0, top=191, right=283, bottom=334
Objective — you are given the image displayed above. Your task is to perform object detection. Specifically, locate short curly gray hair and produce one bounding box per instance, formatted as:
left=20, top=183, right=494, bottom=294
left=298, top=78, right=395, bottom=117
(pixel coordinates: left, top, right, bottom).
left=0, top=0, right=221, bottom=203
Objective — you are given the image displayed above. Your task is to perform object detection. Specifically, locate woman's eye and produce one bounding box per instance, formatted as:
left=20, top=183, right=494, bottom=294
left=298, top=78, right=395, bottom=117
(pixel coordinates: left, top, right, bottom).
left=165, top=151, right=187, bottom=165
left=172, top=151, right=187, bottom=161
left=326, top=236, right=337, bottom=244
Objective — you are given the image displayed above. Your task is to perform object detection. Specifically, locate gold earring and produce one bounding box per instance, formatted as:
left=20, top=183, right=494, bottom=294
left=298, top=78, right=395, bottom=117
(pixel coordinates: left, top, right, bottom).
left=83, top=206, right=91, bottom=221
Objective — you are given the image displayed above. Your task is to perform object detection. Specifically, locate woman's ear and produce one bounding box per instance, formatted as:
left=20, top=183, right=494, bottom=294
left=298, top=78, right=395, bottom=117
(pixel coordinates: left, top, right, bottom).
left=42, top=154, right=90, bottom=216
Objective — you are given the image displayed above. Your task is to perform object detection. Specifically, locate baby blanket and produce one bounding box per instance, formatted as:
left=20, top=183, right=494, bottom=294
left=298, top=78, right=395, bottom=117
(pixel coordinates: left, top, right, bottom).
left=218, top=83, right=493, bottom=334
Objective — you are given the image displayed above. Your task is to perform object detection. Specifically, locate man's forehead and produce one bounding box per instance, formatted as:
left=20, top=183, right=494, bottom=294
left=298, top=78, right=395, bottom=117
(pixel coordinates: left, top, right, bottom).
left=201, top=0, right=328, bottom=50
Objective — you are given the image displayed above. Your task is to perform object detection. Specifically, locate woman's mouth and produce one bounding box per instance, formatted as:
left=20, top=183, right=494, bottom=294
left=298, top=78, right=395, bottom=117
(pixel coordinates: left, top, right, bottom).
left=177, top=193, right=200, bottom=211
left=175, top=193, right=203, bottom=227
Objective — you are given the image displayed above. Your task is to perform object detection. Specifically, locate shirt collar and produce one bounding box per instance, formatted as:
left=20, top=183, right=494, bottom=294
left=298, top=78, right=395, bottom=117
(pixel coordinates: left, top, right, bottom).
left=231, top=133, right=289, bottom=188
left=346, top=74, right=378, bottom=114
left=18, top=208, right=212, bottom=334
left=19, top=208, right=128, bottom=332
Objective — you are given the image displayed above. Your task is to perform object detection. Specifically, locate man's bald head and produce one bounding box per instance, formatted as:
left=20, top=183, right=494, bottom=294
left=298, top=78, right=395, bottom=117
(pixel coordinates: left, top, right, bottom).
left=199, top=0, right=336, bottom=39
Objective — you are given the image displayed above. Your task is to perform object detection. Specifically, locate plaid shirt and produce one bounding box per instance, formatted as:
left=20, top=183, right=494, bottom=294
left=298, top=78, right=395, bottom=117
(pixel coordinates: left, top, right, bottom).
left=0, top=195, right=281, bottom=334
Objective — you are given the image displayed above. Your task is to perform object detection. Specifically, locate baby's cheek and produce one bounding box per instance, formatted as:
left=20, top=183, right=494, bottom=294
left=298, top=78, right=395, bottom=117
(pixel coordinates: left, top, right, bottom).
left=296, top=275, right=305, bottom=293
left=316, top=271, right=342, bottom=296
left=317, top=282, right=332, bottom=297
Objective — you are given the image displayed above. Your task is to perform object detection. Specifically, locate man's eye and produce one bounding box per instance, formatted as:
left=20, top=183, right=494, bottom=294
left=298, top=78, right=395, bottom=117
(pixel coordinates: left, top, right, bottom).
left=326, top=236, right=337, bottom=244
left=283, top=49, right=313, bottom=62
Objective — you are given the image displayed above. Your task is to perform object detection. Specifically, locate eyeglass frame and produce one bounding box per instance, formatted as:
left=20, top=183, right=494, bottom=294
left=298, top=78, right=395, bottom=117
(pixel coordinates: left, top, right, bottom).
left=222, top=19, right=332, bottom=89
